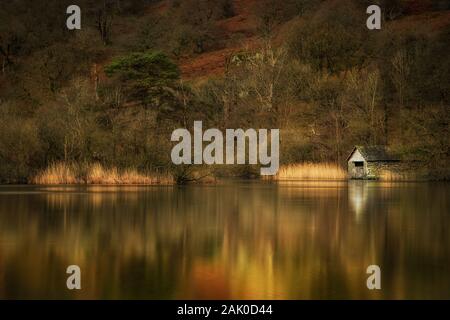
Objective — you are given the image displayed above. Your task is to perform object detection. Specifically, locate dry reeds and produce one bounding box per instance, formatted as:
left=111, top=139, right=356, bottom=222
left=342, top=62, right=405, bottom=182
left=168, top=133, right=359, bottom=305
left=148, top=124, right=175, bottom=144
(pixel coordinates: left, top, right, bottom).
left=31, top=162, right=174, bottom=185
left=31, top=163, right=78, bottom=184
left=86, top=163, right=174, bottom=185
left=273, top=163, right=347, bottom=180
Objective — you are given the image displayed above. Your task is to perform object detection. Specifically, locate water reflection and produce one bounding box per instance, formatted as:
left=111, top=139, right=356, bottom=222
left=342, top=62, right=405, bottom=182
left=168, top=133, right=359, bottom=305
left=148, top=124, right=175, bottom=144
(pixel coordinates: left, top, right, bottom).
left=0, top=182, right=449, bottom=299
left=349, top=181, right=369, bottom=220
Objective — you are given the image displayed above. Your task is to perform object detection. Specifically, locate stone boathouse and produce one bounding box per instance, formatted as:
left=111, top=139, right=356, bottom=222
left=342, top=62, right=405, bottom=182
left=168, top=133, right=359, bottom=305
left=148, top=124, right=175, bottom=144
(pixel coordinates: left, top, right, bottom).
left=347, top=146, right=400, bottom=179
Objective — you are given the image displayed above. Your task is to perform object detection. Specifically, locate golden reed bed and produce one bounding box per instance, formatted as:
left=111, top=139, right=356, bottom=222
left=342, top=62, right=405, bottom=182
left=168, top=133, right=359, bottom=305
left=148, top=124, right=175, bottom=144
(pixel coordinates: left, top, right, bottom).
left=271, top=163, right=347, bottom=180
left=31, top=162, right=418, bottom=185
left=31, top=163, right=174, bottom=185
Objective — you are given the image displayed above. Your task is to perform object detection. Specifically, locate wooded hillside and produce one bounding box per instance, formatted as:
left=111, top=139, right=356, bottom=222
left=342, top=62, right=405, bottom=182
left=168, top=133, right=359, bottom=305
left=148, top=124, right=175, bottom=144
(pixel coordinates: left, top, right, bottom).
left=0, top=0, right=449, bottom=182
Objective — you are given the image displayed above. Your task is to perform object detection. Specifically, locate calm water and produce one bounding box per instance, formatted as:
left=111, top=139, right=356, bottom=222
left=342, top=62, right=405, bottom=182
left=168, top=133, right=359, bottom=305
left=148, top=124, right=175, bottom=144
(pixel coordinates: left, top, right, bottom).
left=0, top=181, right=449, bottom=299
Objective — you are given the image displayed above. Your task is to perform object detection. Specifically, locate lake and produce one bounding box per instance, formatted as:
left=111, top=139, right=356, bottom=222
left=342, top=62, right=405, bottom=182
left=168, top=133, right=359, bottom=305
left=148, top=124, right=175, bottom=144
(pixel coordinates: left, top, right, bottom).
left=0, top=181, right=449, bottom=299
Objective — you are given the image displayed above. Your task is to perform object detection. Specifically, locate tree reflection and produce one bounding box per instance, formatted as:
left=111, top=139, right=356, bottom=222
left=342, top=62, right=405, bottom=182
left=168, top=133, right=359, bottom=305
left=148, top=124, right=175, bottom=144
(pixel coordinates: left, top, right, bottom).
left=0, top=182, right=449, bottom=299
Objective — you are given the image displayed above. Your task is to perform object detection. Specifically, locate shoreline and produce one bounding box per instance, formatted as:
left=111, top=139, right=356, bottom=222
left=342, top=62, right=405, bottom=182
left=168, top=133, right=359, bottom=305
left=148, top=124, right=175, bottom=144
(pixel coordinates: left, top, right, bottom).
left=1, top=178, right=449, bottom=187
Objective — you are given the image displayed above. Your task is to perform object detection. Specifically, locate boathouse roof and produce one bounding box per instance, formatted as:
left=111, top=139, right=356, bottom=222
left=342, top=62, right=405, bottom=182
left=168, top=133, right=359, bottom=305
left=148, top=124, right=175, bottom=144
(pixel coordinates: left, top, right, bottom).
left=347, top=146, right=400, bottom=162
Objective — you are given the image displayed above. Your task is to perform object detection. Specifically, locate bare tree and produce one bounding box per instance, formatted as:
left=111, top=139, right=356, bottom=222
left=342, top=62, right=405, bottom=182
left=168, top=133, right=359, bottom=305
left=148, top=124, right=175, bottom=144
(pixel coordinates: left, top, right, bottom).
left=391, top=49, right=412, bottom=106
left=95, top=1, right=114, bottom=45
left=241, top=41, right=287, bottom=112
left=345, top=68, right=383, bottom=144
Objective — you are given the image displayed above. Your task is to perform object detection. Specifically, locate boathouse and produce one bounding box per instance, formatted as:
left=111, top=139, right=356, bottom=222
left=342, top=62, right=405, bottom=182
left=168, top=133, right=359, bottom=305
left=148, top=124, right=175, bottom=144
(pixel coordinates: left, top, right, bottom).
left=347, top=146, right=400, bottom=179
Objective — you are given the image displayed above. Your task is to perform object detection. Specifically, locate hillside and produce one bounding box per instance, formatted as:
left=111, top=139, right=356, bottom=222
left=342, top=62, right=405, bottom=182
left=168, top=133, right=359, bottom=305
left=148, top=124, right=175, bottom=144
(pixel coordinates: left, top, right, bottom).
left=178, top=0, right=259, bottom=79
left=149, top=0, right=450, bottom=80
left=0, top=0, right=449, bottom=183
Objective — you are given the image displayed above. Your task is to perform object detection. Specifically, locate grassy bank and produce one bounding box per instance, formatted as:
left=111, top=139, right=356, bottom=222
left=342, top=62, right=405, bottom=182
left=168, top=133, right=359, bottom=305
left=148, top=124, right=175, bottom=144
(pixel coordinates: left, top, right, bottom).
left=15, top=162, right=450, bottom=185
left=271, top=163, right=443, bottom=182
